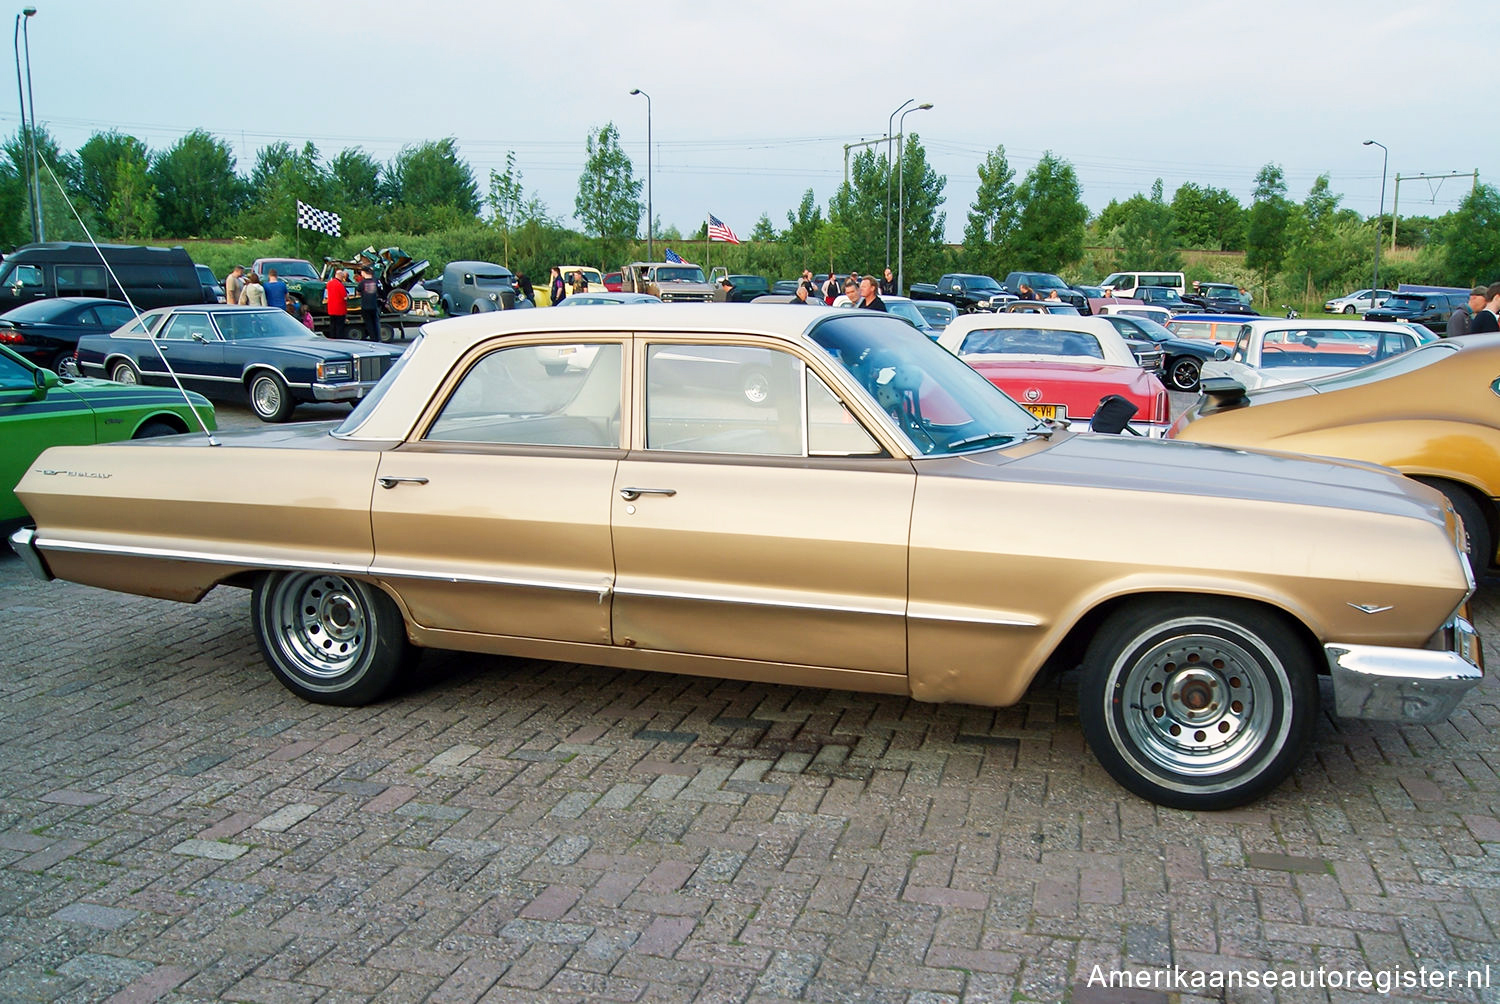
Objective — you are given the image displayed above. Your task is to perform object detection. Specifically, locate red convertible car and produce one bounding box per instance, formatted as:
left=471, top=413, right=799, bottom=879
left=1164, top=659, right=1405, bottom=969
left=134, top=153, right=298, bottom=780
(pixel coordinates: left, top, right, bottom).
left=937, top=314, right=1170, bottom=435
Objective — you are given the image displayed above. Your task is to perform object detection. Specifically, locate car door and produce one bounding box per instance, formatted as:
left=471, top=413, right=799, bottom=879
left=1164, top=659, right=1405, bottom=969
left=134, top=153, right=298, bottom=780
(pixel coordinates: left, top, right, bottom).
left=147, top=311, right=223, bottom=395
left=610, top=338, right=915, bottom=675
left=0, top=351, right=93, bottom=519
left=369, top=335, right=627, bottom=643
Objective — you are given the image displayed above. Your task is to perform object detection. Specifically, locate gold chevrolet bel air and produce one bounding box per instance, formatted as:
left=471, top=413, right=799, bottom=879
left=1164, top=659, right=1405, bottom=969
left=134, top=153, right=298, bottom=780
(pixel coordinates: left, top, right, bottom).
left=8, top=305, right=1484, bottom=809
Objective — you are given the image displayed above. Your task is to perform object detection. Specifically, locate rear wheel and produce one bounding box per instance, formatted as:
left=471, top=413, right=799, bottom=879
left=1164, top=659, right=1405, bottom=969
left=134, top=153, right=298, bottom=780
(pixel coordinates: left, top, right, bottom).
left=251, top=572, right=410, bottom=705
left=110, top=360, right=140, bottom=385
left=248, top=371, right=294, bottom=423
left=1078, top=597, right=1318, bottom=810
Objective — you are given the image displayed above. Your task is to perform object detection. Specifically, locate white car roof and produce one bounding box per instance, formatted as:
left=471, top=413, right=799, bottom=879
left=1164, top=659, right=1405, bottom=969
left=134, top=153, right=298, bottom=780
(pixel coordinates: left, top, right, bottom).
left=1237, top=318, right=1414, bottom=334
left=937, top=312, right=1139, bottom=367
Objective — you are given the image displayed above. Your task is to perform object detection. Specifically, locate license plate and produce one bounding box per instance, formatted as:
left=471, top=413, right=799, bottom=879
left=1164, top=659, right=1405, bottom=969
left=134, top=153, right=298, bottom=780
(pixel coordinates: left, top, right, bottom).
left=1024, top=403, right=1065, bottom=422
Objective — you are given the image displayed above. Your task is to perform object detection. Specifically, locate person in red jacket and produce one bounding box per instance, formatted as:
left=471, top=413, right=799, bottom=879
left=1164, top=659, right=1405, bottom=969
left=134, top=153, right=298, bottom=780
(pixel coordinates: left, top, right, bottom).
left=324, top=269, right=348, bottom=339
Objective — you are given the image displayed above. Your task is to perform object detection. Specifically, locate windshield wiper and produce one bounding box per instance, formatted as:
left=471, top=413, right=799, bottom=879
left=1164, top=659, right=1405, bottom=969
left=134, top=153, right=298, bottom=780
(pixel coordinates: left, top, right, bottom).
left=947, top=431, right=1021, bottom=450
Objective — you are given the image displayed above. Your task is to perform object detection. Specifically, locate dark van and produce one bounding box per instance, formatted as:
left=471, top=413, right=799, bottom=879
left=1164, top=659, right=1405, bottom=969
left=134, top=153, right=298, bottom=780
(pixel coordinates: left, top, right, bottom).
left=0, top=242, right=209, bottom=313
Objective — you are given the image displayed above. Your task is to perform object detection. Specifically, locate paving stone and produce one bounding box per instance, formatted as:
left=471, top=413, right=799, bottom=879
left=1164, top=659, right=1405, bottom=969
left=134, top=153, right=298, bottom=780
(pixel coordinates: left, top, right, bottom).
left=52, top=903, right=139, bottom=930
left=170, top=839, right=248, bottom=860
left=40, top=788, right=110, bottom=806
left=253, top=803, right=319, bottom=833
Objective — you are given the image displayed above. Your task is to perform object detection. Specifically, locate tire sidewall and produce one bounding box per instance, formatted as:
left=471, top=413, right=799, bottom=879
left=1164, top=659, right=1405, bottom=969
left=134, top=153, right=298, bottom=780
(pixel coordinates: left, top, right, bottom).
left=1079, top=599, right=1317, bottom=810
left=1169, top=356, right=1201, bottom=392
left=249, top=372, right=291, bottom=422
left=250, top=572, right=407, bottom=706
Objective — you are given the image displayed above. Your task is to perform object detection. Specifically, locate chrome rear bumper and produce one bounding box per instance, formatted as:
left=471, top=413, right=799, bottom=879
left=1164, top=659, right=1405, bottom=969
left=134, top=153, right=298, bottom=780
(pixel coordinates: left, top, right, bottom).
left=8, top=526, right=53, bottom=582
left=1326, top=615, right=1483, bottom=723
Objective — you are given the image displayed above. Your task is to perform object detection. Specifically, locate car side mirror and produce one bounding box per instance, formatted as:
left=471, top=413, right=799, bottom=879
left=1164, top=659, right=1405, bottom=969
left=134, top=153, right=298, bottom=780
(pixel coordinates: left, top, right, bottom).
left=1213, top=347, right=1230, bottom=361
left=33, top=365, right=59, bottom=397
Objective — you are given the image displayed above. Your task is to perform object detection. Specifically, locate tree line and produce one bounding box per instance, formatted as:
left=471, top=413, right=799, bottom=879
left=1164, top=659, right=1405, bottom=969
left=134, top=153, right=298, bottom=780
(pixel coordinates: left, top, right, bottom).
left=2, top=123, right=1495, bottom=307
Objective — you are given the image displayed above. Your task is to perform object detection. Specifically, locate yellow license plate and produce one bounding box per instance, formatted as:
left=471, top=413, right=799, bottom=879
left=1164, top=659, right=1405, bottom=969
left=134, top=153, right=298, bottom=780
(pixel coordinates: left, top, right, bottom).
left=1024, top=403, right=1065, bottom=422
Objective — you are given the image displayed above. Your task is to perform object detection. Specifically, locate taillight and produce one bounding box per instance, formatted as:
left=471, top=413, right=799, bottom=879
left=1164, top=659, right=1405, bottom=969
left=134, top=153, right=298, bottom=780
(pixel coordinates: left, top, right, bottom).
left=0, top=327, right=22, bottom=344
left=1154, top=390, right=1169, bottom=424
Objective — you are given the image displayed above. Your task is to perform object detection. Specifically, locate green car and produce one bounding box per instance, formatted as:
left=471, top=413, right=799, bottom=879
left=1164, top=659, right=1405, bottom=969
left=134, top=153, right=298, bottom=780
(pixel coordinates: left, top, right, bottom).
left=0, top=344, right=216, bottom=522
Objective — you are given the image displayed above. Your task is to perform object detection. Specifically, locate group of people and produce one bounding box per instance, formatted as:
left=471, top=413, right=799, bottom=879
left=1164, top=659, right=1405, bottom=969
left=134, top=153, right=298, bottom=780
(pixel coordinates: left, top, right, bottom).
left=223, top=264, right=382, bottom=340
left=786, top=266, right=899, bottom=311
left=1448, top=283, right=1500, bottom=336
left=547, top=267, right=586, bottom=305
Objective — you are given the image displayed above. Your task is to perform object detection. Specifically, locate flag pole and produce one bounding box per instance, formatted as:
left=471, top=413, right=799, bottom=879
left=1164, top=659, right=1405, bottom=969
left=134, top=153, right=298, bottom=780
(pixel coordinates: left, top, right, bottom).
left=705, top=213, right=710, bottom=272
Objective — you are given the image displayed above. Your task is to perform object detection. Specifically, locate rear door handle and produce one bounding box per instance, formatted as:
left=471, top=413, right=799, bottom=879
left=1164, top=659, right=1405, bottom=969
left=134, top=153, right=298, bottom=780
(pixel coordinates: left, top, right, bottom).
left=619, top=487, right=676, bottom=501
left=378, top=476, right=429, bottom=489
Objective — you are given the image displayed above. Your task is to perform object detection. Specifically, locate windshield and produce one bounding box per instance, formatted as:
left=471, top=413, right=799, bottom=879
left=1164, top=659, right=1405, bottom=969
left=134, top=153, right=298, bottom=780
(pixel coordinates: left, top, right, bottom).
left=956, top=326, right=1105, bottom=360
left=1381, top=295, right=1427, bottom=310
left=964, top=276, right=1004, bottom=293
left=810, top=313, right=1039, bottom=455
left=1114, top=316, right=1175, bottom=342
left=914, top=302, right=957, bottom=328
left=1029, top=274, right=1068, bottom=290
left=270, top=261, right=320, bottom=281
left=474, top=273, right=514, bottom=286
left=214, top=309, right=315, bottom=341
left=885, top=300, right=932, bottom=330
left=655, top=267, right=707, bottom=283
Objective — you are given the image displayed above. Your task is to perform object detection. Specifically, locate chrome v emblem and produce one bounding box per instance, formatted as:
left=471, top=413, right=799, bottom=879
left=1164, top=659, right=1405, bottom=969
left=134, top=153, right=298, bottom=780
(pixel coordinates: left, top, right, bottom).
left=1348, top=603, right=1394, bottom=615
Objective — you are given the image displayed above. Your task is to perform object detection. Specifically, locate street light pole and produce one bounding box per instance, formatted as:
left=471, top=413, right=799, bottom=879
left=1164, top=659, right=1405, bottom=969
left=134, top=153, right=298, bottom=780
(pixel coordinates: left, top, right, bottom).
left=884, top=99, right=911, bottom=272
left=12, top=7, right=36, bottom=243
left=630, top=88, right=652, bottom=260
left=896, top=103, right=933, bottom=296
left=1363, top=139, right=1387, bottom=297
left=20, top=5, right=38, bottom=241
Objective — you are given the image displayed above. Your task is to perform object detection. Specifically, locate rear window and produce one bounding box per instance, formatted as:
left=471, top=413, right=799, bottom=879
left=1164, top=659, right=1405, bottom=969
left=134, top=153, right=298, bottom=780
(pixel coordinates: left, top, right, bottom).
left=958, top=327, right=1104, bottom=359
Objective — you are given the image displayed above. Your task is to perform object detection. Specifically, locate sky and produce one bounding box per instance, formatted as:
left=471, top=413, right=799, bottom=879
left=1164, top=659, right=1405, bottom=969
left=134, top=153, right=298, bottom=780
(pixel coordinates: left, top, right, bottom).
left=9, top=0, right=1495, bottom=246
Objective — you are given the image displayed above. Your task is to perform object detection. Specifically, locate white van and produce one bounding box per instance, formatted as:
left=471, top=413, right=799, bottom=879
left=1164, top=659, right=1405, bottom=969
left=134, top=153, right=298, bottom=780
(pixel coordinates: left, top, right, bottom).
left=1099, top=271, right=1186, bottom=297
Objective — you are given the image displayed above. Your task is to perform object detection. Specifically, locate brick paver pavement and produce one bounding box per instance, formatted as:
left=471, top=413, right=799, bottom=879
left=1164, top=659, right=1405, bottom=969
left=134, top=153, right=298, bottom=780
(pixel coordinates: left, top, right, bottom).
left=2, top=550, right=1498, bottom=1003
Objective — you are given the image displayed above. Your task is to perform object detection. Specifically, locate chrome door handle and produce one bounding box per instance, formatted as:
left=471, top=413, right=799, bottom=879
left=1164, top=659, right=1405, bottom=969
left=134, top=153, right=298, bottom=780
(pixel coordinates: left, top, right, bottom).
left=378, top=476, right=429, bottom=489
left=619, top=487, right=676, bottom=501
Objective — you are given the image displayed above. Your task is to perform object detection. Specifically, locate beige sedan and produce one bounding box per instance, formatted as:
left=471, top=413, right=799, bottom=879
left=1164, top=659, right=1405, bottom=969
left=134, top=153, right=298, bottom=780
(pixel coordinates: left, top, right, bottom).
left=10, top=305, right=1483, bottom=809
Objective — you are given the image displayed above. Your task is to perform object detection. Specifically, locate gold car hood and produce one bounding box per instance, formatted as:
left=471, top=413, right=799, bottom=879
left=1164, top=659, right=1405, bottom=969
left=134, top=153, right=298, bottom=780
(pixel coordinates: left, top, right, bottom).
left=931, top=432, right=1445, bottom=523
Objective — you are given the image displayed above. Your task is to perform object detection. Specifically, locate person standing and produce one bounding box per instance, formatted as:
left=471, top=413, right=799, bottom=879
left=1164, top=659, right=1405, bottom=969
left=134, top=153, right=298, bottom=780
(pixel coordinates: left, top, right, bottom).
left=858, top=276, right=887, bottom=312
left=572, top=271, right=588, bottom=295
left=821, top=273, right=840, bottom=304
left=879, top=267, right=897, bottom=296
left=325, top=268, right=348, bottom=339
left=549, top=266, right=567, bottom=306
left=239, top=271, right=266, bottom=306
left=224, top=265, right=245, bottom=307
left=714, top=277, right=734, bottom=302
left=515, top=272, right=534, bottom=303
left=1450, top=286, right=1489, bottom=336
left=358, top=267, right=380, bottom=341
left=1470, top=283, right=1500, bottom=334
left=263, top=268, right=287, bottom=310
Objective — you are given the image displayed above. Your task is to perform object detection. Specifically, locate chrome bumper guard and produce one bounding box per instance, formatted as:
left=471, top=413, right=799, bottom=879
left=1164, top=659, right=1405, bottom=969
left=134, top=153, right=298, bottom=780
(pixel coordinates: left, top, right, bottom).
left=8, top=526, right=53, bottom=582
left=311, top=380, right=378, bottom=402
left=1326, top=615, right=1483, bottom=723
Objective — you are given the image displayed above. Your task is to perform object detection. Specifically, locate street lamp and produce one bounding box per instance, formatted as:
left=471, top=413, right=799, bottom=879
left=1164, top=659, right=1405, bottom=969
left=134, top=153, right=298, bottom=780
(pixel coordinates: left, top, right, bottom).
left=884, top=98, right=912, bottom=271
left=13, top=6, right=38, bottom=242
left=629, top=88, right=652, bottom=260
left=896, top=102, right=933, bottom=295
left=1363, top=139, right=1387, bottom=297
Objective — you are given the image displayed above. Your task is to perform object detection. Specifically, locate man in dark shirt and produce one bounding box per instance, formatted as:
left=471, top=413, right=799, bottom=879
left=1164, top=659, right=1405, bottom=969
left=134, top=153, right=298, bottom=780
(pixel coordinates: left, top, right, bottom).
left=358, top=267, right=380, bottom=341
left=1449, top=286, right=1488, bottom=336
left=1471, top=283, right=1500, bottom=335
left=858, top=276, right=887, bottom=312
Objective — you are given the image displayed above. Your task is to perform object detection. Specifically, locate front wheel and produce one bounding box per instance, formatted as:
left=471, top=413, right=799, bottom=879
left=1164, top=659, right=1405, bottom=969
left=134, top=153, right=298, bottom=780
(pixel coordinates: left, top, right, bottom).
left=251, top=572, right=410, bottom=705
left=1078, top=598, right=1318, bottom=810
left=1342, top=304, right=1356, bottom=314
left=248, top=371, right=294, bottom=423
left=1168, top=356, right=1201, bottom=392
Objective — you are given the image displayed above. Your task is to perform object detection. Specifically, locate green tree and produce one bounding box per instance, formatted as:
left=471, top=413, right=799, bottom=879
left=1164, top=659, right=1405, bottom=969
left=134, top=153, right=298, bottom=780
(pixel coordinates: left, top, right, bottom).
left=750, top=213, right=777, bottom=242
left=238, top=141, right=327, bottom=239
left=891, top=133, right=947, bottom=284
left=77, top=131, right=150, bottom=233
left=1245, top=163, right=1291, bottom=296
left=105, top=154, right=158, bottom=239
left=386, top=138, right=481, bottom=225
left=961, top=145, right=1019, bottom=279
left=573, top=122, right=642, bottom=255
left=1171, top=182, right=1245, bottom=250
left=784, top=187, right=827, bottom=267
left=150, top=129, right=242, bottom=237
left=1442, top=184, right=1500, bottom=287
left=1011, top=152, right=1087, bottom=272
left=487, top=151, right=524, bottom=266
left=5, top=125, right=84, bottom=240
left=0, top=154, right=27, bottom=248
left=328, top=147, right=383, bottom=232
left=1113, top=179, right=1181, bottom=271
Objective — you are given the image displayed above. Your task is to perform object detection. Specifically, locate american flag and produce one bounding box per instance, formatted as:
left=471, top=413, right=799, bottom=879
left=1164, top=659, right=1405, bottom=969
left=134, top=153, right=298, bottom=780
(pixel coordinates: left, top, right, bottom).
left=296, top=200, right=342, bottom=238
left=707, top=214, right=740, bottom=244
left=663, top=248, right=684, bottom=263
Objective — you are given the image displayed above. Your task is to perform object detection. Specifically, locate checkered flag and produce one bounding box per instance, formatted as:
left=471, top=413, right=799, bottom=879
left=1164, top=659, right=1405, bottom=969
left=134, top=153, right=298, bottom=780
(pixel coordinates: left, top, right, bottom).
left=296, top=200, right=341, bottom=238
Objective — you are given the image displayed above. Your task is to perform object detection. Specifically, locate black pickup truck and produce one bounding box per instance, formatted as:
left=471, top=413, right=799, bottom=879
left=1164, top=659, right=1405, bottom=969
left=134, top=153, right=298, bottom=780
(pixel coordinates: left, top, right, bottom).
left=1001, top=271, right=1089, bottom=311
left=908, top=273, right=1014, bottom=312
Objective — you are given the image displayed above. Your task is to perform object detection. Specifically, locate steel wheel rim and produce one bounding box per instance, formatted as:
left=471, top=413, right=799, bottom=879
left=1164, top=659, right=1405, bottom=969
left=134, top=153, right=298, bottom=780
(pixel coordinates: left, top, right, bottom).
left=252, top=377, right=281, bottom=416
left=268, top=573, right=368, bottom=679
left=1113, top=618, right=1283, bottom=778
left=113, top=364, right=137, bottom=385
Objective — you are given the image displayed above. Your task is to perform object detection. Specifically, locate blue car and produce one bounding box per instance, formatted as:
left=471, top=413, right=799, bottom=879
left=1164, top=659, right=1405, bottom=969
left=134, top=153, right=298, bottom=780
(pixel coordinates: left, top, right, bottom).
left=72, top=304, right=406, bottom=423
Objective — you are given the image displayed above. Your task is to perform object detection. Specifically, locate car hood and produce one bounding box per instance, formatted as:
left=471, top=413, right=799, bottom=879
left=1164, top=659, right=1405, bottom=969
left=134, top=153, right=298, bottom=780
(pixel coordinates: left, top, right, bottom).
left=940, top=430, right=1443, bottom=523
left=229, top=336, right=405, bottom=359
left=56, top=376, right=213, bottom=409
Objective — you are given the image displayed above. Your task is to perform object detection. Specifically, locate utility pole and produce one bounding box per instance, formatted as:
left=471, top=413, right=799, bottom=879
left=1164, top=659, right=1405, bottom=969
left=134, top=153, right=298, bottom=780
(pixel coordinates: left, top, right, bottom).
left=843, top=137, right=888, bottom=187
left=1390, top=170, right=1481, bottom=250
